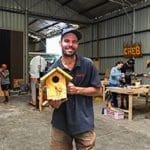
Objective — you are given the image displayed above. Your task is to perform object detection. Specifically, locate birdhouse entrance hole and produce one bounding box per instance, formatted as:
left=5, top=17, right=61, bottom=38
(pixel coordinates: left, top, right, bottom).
left=52, top=76, right=59, bottom=83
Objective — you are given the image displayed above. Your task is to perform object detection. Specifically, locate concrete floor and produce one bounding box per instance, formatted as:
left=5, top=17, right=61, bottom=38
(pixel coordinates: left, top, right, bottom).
left=0, top=95, right=150, bottom=150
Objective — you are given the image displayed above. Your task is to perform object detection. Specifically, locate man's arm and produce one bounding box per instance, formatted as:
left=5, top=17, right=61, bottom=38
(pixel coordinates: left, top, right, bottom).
left=67, top=82, right=102, bottom=96
left=47, top=83, right=102, bottom=109
left=143, top=73, right=150, bottom=78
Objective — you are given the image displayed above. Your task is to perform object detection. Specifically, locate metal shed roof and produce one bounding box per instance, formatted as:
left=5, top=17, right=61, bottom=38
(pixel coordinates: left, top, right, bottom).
left=56, top=0, right=143, bottom=20
left=28, top=0, right=144, bottom=41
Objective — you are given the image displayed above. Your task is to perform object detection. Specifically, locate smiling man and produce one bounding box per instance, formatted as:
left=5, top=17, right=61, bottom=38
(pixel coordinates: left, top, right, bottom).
left=48, top=28, right=102, bottom=150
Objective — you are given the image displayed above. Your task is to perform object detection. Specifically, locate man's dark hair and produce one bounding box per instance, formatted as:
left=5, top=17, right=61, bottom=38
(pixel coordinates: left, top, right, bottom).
left=127, top=58, right=135, bottom=65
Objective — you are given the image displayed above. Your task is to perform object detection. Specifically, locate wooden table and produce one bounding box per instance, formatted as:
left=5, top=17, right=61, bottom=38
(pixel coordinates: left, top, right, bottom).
left=106, top=85, right=150, bottom=120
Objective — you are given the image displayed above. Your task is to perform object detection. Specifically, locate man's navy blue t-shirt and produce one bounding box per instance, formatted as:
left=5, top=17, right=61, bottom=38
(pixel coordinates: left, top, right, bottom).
left=50, top=55, right=101, bottom=135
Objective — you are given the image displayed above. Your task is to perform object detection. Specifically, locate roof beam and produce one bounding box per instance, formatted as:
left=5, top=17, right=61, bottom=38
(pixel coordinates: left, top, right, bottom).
left=79, top=0, right=109, bottom=14
left=36, top=22, right=59, bottom=32
left=28, top=29, right=46, bottom=39
left=28, top=19, right=38, bottom=26
left=28, top=11, right=90, bottom=25
left=12, top=0, right=24, bottom=9
left=0, top=5, right=91, bottom=25
left=28, top=0, right=43, bottom=9
left=109, top=0, right=128, bottom=6
left=62, top=0, right=73, bottom=6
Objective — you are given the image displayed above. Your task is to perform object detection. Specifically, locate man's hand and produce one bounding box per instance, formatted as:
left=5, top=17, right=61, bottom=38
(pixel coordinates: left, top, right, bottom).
left=67, top=82, right=78, bottom=95
left=48, top=100, right=63, bottom=109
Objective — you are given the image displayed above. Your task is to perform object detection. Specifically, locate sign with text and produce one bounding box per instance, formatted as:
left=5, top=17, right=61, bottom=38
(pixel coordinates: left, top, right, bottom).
left=123, top=43, right=142, bottom=58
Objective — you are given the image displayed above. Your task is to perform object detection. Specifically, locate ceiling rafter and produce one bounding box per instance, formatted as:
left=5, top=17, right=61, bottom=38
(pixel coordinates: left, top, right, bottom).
left=36, top=22, right=60, bottom=32
left=79, top=0, right=109, bottom=14
left=11, top=0, right=24, bottom=9
left=109, top=0, right=128, bottom=6
left=28, top=19, right=38, bottom=26
left=62, top=0, right=73, bottom=6
left=28, top=29, right=46, bottom=39
left=124, top=0, right=133, bottom=7
left=28, top=0, right=44, bottom=10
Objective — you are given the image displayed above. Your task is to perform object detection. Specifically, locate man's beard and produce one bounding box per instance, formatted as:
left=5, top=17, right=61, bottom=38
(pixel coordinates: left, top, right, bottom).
left=62, top=49, right=76, bottom=57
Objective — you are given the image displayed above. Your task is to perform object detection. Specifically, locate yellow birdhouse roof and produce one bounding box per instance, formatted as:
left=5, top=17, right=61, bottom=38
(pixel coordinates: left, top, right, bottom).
left=40, top=67, right=73, bottom=82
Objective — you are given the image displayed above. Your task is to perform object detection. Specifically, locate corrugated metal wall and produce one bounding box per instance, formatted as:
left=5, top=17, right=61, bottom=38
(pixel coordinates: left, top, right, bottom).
left=0, top=0, right=89, bottom=23
left=0, top=11, right=24, bottom=31
left=0, top=0, right=83, bottom=83
left=0, top=10, right=25, bottom=82
left=0, top=0, right=90, bottom=82
left=0, top=0, right=150, bottom=83
left=79, top=4, right=150, bottom=83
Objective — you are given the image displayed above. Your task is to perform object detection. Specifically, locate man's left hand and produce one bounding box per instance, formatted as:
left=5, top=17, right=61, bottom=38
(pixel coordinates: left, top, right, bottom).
left=48, top=100, right=63, bottom=109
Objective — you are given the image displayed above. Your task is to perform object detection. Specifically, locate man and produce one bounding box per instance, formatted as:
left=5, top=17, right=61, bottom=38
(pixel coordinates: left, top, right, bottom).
left=48, top=28, right=102, bottom=149
left=143, top=60, right=150, bottom=119
left=29, top=55, right=47, bottom=107
left=0, top=64, right=10, bottom=103
left=144, top=60, right=150, bottom=77
left=121, top=58, right=135, bottom=85
left=120, top=58, right=135, bottom=109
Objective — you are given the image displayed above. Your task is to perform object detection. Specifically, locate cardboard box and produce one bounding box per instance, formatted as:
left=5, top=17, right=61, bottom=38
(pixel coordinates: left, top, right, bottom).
left=13, top=79, right=24, bottom=89
left=114, top=111, right=124, bottom=120
left=103, top=108, right=124, bottom=120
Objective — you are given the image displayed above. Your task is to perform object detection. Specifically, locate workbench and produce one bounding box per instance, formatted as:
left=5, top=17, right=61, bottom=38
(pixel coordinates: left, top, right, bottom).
left=106, top=85, right=150, bottom=120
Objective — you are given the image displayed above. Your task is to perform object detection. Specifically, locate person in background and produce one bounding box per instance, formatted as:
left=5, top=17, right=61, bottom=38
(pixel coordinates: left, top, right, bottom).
left=48, top=28, right=102, bottom=150
left=29, top=55, right=47, bottom=106
left=120, top=58, right=135, bottom=109
left=0, top=64, right=10, bottom=103
left=143, top=60, right=150, bottom=119
left=121, top=58, right=135, bottom=85
left=108, top=61, right=124, bottom=108
left=143, top=59, right=150, bottom=78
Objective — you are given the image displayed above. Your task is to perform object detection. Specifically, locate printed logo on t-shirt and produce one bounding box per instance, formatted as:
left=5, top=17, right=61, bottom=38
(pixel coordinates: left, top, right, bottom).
left=75, top=72, right=85, bottom=77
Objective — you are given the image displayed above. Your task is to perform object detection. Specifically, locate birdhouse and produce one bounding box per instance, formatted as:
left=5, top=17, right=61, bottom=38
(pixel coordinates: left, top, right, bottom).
left=40, top=67, right=73, bottom=101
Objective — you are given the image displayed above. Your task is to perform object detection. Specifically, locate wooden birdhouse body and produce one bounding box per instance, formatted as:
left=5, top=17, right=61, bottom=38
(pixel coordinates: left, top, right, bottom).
left=40, top=67, right=73, bottom=101
left=46, top=72, right=67, bottom=100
